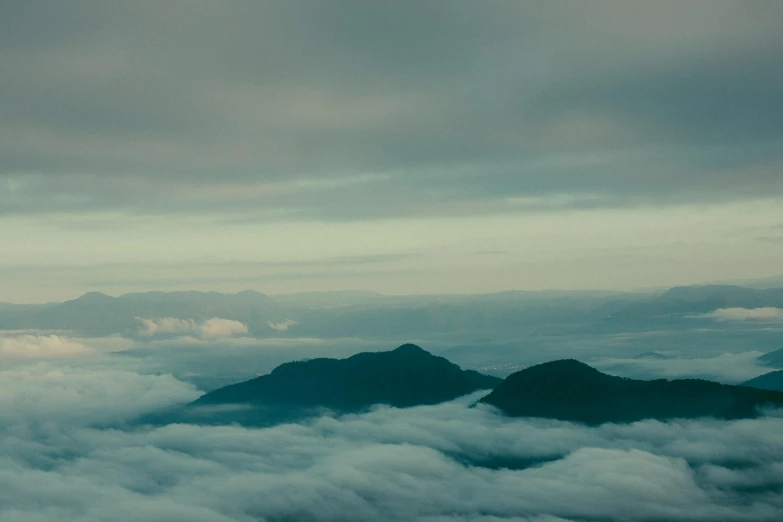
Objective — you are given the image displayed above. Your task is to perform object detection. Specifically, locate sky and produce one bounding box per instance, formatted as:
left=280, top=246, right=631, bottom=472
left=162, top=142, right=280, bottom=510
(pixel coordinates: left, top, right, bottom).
left=2, top=0, right=783, bottom=302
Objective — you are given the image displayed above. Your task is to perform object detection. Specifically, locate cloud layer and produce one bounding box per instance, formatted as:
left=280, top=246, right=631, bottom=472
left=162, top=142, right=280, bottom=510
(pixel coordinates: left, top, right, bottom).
left=0, top=334, right=94, bottom=359
left=697, top=307, right=783, bottom=322
left=137, top=318, right=248, bottom=339
left=594, top=351, right=769, bottom=384
left=0, top=364, right=199, bottom=427
left=0, top=333, right=133, bottom=361
left=1, top=388, right=783, bottom=521
left=0, top=328, right=781, bottom=520
left=2, top=1, right=782, bottom=219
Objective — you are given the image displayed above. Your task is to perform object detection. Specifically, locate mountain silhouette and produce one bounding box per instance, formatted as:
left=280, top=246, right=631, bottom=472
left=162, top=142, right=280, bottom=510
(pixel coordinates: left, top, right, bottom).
left=481, top=359, right=783, bottom=425
left=743, top=370, right=783, bottom=392
left=633, top=351, right=671, bottom=360
left=177, top=344, right=501, bottom=425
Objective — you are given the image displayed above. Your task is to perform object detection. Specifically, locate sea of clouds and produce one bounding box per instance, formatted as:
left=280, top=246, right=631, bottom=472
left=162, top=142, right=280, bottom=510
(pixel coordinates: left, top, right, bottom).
left=0, top=326, right=782, bottom=521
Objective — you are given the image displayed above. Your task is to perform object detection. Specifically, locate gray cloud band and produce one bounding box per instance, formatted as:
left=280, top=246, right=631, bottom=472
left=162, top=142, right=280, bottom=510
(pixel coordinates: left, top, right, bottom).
left=2, top=1, right=783, bottom=218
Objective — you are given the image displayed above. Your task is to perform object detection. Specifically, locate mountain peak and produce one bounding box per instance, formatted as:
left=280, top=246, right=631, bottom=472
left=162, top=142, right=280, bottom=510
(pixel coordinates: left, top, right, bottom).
left=236, top=289, right=265, bottom=296
left=74, top=291, right=114, bottom=302
left=509, top=359, right=601, bottom=379
left=188, top=344, right=502, bottom=425
left=392, top=343, right=427, bottom=355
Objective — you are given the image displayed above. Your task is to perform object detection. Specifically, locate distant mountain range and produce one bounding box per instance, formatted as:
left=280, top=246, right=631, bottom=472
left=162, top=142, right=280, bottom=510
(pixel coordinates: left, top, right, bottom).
left=0, top=290, right=287, bottom=335
left=2, top=283, right=782, bottom=338
left=3, top=288, right=619, bottom=337
left=608, top=285, right=783, bottom=320
left=147, top=345, right=783, bottom=428
left=633, top=351, right=671, bottom=360
left=481, top=359, right=783, bottom=425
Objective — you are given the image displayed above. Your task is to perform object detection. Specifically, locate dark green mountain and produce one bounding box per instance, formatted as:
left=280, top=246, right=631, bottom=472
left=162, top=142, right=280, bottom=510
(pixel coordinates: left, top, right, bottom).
left=743, top=370, right=783, bottom=392
left=172, top=344, right=501, bottom=426
left=481, top=359, right=783, bottom=425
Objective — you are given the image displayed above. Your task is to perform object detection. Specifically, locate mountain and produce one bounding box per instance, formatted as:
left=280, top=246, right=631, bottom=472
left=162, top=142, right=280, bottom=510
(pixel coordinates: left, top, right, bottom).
left=271, top=290, right=390, bottom=308
left=480, top=359, right=783, bottom=425
left=633, top=351, right=671, bottom=360
left=0, top=302, right=55, bottom=313
left=0, top=290, right=287, bottom=335
left=177, top=344, right=501, bottom=425
left=0, top=288, right=625, bottom=339
left=609, top=285, right=783, bottom=320
left=742, top=370, right=783, bottom=392
left=758, top=348, right=783, bottom=368
left=720, top=273, right=783, bottom=289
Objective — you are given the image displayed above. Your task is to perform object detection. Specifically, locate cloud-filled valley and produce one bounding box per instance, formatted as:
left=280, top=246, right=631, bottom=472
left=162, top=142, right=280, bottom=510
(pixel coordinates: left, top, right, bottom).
left=3, top=380, right=783, bottom=521
left=0, top=285, right=782, bottom=520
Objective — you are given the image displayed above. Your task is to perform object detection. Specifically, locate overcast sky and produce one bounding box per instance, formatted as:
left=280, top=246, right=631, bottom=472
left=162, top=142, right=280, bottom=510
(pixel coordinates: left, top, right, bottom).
left=2, top=1, right=783, bottom=302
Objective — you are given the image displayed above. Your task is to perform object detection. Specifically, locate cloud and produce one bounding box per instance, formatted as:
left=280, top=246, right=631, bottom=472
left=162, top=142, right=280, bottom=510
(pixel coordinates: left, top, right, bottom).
left=0, top=326, right=782, bottom=521
left=1, top=328, right=783, bottom=519
left=0, top=334, right=94, bottom=359
left=197, top=318, right=249, bottom=339
left=1, top=386, right=783, bottom=521
left=136, top=318, right=248, bottom=339
left=0, top=333, right=132, bottom=361
left=268, top=319, right=297, bottom=332
left=696, top=307, right=783, bottom=322
left=0, top=364, right=198, bottom=427
left=1, top=2, right=782, bottom=219
left=593, top=351, right=769, bottom=384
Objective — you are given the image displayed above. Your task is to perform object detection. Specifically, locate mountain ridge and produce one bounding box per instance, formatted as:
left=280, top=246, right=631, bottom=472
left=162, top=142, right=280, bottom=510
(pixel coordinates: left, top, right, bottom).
left=481, top=359, right=783, bottom=425
left=0, top=289, right=287, bottom=335
left=742, top=370, right=783, bottom=392
left=193, top=343, right=501, bottom=415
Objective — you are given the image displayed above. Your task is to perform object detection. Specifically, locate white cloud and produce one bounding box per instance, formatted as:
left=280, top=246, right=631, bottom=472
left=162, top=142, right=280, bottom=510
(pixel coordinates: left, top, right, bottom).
left=0, top=334, right=94, bottom=359
left=0, top=332, right=134, bottom=362
left=136, top=318, right=248, bottom=339
left=0, top=332, right=134, bottom=359
left=136, top=317, right=194, bottom=337
left=268, top=318, right=298, bottom=331
left=695, top=307, right=783, bottom=322
left=0, top=364, right=199, bottom=427
left=0, top=333, right=781, bottom=521
left=1, top=391, right=782, bottom=521
left=197, top=318, right=248, bottom=339
left=593, top=351, right=768, bottom=384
